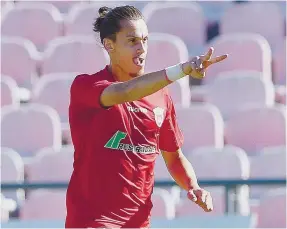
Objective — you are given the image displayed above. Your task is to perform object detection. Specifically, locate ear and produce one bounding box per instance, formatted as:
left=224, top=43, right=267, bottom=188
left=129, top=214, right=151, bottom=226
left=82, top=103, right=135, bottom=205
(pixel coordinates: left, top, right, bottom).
left=103, top=38, right=114, bottom=53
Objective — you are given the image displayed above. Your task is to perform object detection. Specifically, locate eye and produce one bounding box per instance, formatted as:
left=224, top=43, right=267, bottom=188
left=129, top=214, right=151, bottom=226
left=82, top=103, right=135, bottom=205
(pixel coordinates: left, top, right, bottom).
left=129, top=38, right=136, bottom=44
left=143, top=37, right=148, bottom=43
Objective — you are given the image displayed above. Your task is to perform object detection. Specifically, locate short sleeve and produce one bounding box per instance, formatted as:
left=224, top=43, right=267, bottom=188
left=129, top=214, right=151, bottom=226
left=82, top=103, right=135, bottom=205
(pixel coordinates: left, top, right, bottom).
left=70, top=74, right=113, bottom=108
left=159, top=95, right=184, bottom=152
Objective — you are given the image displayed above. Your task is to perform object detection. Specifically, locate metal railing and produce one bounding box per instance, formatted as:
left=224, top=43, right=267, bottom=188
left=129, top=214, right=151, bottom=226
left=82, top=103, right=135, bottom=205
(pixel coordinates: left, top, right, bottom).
left=1, top=178, right=286, bottom=214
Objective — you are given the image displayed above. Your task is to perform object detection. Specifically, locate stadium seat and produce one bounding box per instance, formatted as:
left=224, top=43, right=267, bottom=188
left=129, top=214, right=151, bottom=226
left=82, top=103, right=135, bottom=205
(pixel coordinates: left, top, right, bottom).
left=273, top=38, right=286, bottom=85
left=175, top=104, right=224, bottom=153
left=151, top=188, right=176, bottom=220
left=27, top=146, right=74, bottom=182
left=1, top=193, right=17, bottom=223
left=225, top=106, right=286, bottom=154
left=205, top=33, right=272, bottom=83
left=32, top=72, right=78, bottom=123
left=142, top=2, right=205, bottom=54
left=145, top=33, right=190, bottom=107
left=250, top=146, right=286, bottom=198
left=1, top=148, right=25, bottom=203
left=1, top=3, right=63, bottom=50
left=187, top=145, right=250, bottom=179
left=196, top=1, right=233, bottom=22
left=1, top=36, right=40, bottom=88
left=190, top=86, right=207, bottom=103
left=1, top=104, right=62, bottom=158
left=206, top=71, right=275, bottom=119
left=151, top=215, right=257, bottom=228
left=257, top=188, right=286, bottom=228
left=21, top=190, right=66, bottom=220
left=41, top=35, right=109, bottom=75
left=184, top=145, right=251, bottom=215
left=1, top=75, right=20, bottom=108
left=220, top=2, right=285, bottom=50
left=42, top=0, right=85, bottom=13
left=65, top=2, right=128, bottom=36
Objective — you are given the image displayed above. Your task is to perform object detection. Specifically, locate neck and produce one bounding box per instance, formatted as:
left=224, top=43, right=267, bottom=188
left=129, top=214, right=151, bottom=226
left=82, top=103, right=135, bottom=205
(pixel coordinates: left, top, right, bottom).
left=108, top=64, right=132, bottom=82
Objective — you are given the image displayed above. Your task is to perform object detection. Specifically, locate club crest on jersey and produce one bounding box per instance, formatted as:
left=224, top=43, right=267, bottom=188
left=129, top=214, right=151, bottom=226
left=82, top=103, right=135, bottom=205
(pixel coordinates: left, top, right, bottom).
left=153, top=107, right=165, bottom=127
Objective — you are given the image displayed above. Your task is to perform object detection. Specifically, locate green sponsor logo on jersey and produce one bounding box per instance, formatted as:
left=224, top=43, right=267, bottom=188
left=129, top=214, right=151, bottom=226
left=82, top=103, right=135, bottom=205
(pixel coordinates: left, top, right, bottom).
left=104, top=131, right=156, bottom=154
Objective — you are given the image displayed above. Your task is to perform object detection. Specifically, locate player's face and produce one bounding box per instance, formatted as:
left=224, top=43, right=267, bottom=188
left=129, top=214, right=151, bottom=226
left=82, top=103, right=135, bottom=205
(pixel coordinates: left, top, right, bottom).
left=112, top=19, right=148, bottom=78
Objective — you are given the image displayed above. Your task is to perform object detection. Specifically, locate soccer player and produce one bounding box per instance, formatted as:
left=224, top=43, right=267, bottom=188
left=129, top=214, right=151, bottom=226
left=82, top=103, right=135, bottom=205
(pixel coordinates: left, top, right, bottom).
left=65, top=5, right=228, bottom=228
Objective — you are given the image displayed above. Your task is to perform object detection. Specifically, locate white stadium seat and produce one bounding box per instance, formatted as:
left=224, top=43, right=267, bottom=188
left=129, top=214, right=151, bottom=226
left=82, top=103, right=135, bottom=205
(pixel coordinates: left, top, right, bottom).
left=1, top=193, right=17, bottom=223
left=65, top=2, right=126, bottom=36
left=143, top=2, right=205, bottom=53
left=1, top=75, right=20, bottom=107
left=1, top=36, right=40, bottom=88
left=21, top=190, right=66, bottom=220
left=41, top=35, right=109, bottom=75
left=206, top=71, right=275, bottom=119
left=188, top=146, right=250, bottom=180
left=32, top=72, right=78, bottom=123
left=257, top=188, right=286, bottom=228
left=151, top=188, right=176, bottom=220
left=1, top=104, right=62, bottom=157
left=1, top=148, right=25, bottom=202
left=220, top=2, right=285, bottom=49
left=250, top=146, right=286, bottom=198
left=225, top=106, right=286, bottom=154
left=27, top=146, right=74, bottom=182
left=1, top=3, right=63, bottom=50
left=44, top=0, right=84, bottom=13
left=175, top=104, right=224, bottom=154
left=205, top=33, right=272, bottom=83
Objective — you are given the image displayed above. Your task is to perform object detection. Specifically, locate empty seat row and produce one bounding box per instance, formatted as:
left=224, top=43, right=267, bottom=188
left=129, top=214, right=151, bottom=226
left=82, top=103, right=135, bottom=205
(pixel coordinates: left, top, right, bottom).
left=1, top=102, right=285, bottom=158
left=2, top=71, right=285, bottom=126
left=2, top=33, right=285, bottom=92
left=2, top=145, right=285, bottom=203
left=2, top=2, right=285, bottom=51
left=3, top=185, right=285, bottom=227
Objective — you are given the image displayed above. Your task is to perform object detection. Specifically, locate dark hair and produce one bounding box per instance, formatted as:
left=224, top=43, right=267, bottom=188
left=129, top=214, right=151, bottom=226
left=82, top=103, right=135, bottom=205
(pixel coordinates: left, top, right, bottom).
left=93, top=5, right=144, bottom=44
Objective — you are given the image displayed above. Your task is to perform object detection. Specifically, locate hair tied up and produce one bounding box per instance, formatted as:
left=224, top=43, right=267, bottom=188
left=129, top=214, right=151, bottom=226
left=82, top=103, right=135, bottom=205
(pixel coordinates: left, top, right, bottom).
left=99, top=6, right=112, bottom=18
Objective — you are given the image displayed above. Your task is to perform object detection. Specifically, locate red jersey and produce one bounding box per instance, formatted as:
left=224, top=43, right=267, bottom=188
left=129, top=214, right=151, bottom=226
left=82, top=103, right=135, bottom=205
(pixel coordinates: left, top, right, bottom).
left=65, top=66, right=183, bottom=228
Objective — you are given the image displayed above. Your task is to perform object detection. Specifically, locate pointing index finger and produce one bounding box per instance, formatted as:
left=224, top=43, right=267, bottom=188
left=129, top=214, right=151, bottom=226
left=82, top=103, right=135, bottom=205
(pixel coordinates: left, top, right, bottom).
left=209, top=54, right=228, bottom=64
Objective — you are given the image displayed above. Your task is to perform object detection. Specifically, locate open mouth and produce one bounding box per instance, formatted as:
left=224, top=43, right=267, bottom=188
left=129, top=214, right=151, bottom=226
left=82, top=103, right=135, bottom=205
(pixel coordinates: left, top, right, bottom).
left=133, top=57, right=145, bottom=66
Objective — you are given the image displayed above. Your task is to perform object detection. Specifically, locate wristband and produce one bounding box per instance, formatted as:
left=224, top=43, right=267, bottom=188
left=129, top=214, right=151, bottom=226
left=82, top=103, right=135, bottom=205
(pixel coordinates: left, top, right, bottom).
left=165, top=63, right=187, bottom=82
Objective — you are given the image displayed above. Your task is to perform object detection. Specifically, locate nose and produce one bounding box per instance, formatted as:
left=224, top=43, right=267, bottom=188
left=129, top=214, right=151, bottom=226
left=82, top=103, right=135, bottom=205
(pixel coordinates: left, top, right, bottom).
left=136, top=40, right=147, bottom=55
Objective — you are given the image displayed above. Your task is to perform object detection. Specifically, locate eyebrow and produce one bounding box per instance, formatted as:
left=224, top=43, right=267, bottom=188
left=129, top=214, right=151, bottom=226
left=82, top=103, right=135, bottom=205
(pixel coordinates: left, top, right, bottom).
left=126, top=35, right=148, bottom=38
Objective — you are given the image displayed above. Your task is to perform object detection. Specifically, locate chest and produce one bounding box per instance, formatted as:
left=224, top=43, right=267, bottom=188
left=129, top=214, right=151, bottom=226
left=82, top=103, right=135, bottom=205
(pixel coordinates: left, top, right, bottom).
left=118, top=94, right=168, bottom=133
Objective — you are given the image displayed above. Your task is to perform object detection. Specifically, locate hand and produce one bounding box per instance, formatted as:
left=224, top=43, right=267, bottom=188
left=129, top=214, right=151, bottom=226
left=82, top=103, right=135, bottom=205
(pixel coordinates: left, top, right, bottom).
left=182, top=47, right=228, bottom=79
left=187, top=188, right=213, bottom=212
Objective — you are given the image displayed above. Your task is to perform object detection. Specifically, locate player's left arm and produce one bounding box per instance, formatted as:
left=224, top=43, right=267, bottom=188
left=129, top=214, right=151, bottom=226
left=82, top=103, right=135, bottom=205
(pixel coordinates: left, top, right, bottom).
left=161, top=149, right=213, bottom=212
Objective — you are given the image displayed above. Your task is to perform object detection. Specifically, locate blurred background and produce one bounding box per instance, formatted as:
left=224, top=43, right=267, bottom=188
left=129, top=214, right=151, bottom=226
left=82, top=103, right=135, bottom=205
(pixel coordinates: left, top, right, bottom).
left=0, top=0, right=286, bottom=228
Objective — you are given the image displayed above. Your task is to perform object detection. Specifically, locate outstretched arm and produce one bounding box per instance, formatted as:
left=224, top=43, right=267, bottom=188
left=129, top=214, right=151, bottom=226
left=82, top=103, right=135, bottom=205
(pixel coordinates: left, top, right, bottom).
left=100, top=47, right=228, bottom=107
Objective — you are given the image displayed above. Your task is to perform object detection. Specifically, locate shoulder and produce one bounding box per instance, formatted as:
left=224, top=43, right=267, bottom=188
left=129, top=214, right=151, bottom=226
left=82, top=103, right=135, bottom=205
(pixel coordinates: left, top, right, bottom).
left=72, top=67, right=112, bottom=88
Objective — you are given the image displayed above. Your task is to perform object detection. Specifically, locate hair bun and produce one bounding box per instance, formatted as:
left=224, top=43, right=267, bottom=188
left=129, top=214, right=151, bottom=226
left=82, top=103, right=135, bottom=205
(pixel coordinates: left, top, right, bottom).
left=99, top=6, right=112, bottom=18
